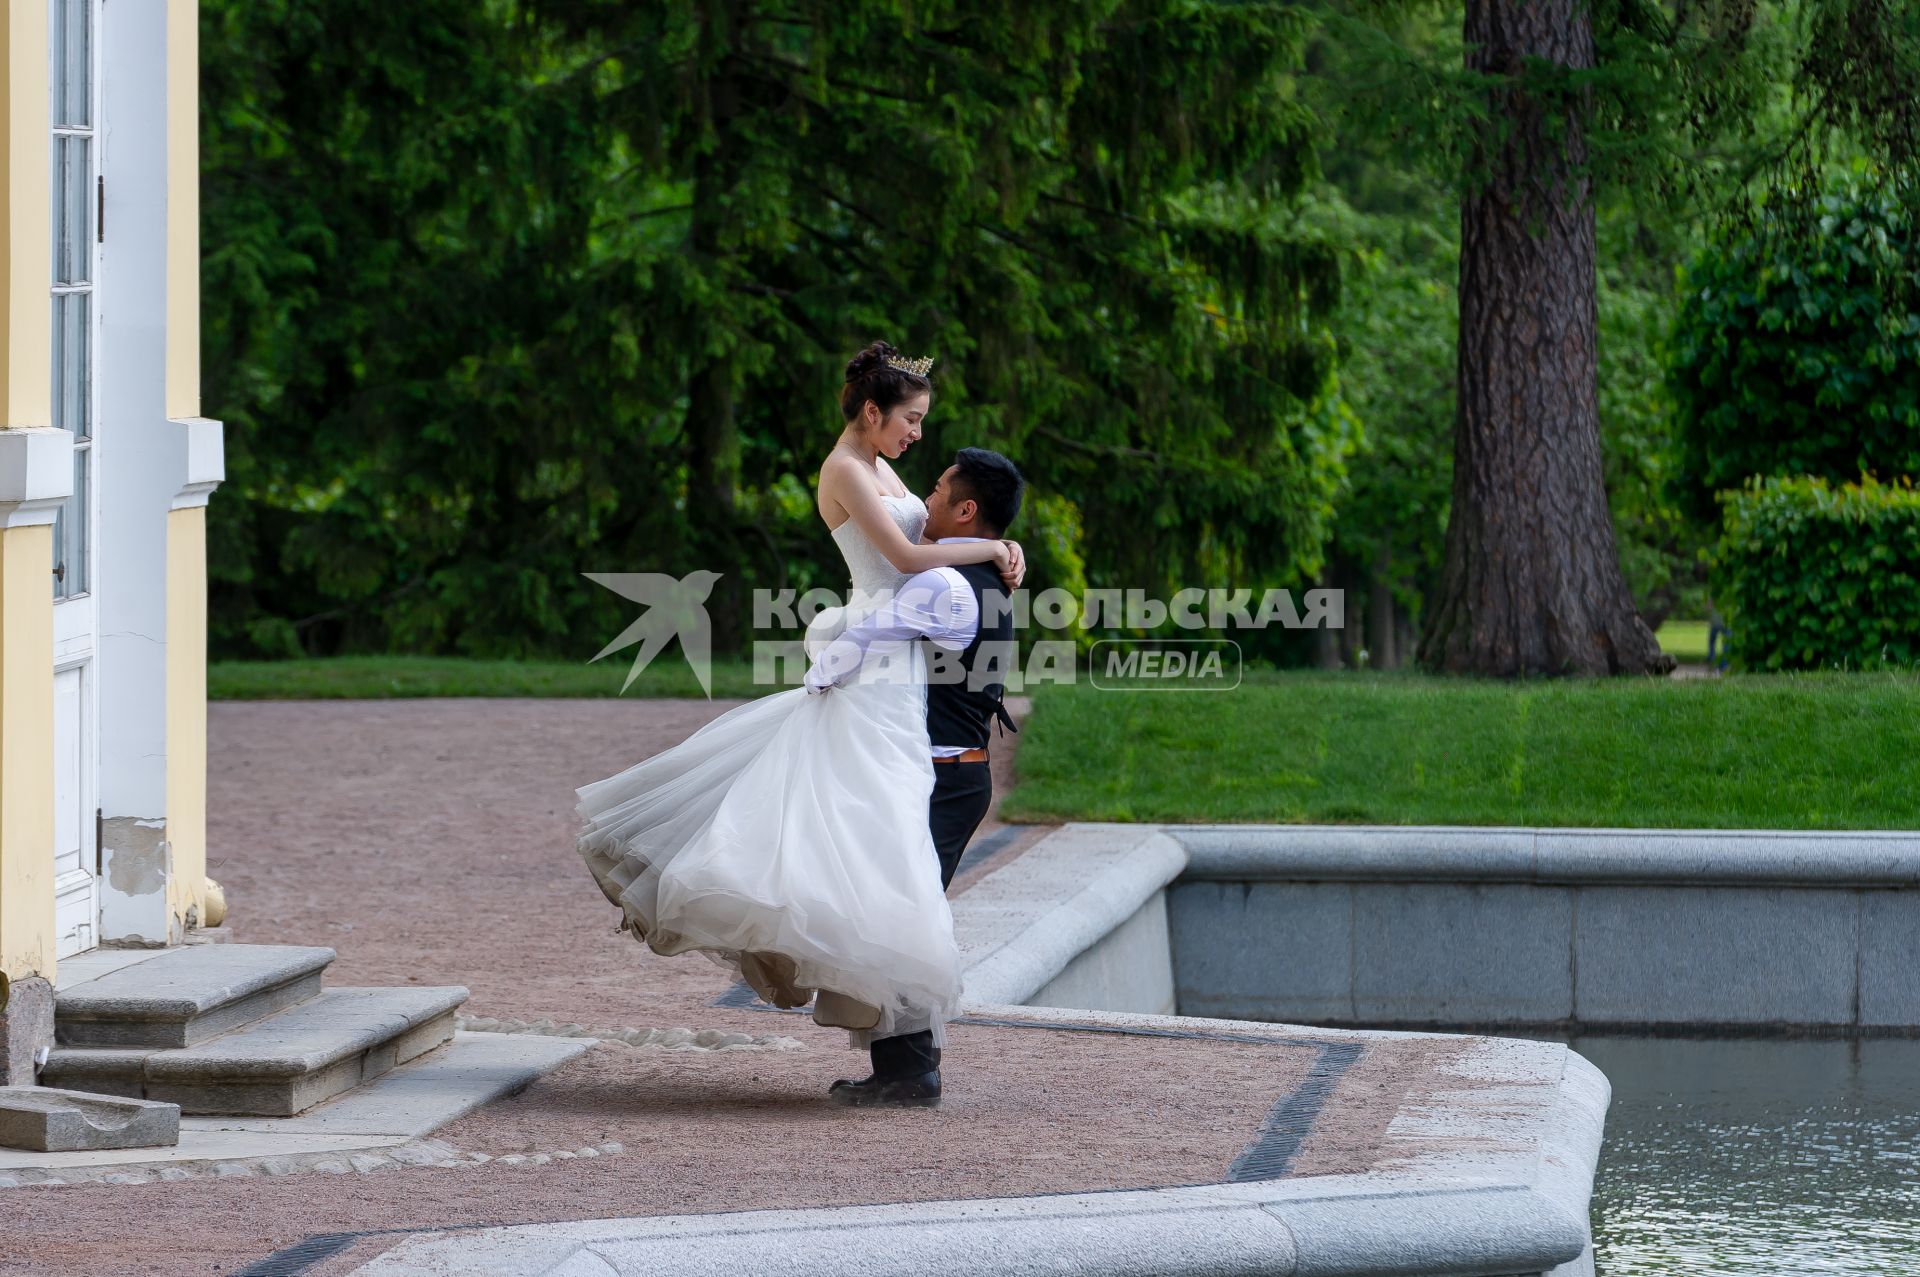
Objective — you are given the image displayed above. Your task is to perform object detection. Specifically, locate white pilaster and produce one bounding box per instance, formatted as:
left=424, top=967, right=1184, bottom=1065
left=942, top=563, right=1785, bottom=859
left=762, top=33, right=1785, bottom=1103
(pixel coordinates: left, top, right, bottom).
left=96, top=0, right=178, bottom=946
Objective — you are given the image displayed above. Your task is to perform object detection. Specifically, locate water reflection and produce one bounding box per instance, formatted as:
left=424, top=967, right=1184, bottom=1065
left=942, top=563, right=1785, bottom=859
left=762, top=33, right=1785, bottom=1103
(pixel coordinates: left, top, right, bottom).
left=1572, top=1036, right=1920, bottom=1276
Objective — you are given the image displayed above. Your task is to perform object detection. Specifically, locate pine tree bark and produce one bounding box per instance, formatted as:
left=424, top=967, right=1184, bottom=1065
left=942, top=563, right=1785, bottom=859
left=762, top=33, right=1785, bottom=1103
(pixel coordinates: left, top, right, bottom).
left=1419, top=0, right=1673, bottom=677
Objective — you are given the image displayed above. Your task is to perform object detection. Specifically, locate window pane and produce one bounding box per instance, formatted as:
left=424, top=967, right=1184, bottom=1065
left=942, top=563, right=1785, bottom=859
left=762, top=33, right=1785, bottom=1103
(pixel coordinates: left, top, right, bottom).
left=51, top=291, right=89, bottom=439
left=52, top=0, right=90, bottom=129
left=53, top=446, right=86, bottom=598
left=51, top=482, right=67, bottom=598
left=53, top=135, right=89, bottom=285
left=69, top=445, right=88, bottom=594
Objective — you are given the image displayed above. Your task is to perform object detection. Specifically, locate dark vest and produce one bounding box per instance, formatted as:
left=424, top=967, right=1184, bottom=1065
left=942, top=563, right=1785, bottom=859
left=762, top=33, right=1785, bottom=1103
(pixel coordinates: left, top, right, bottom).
left=924, top=560, right=1017, bottom=750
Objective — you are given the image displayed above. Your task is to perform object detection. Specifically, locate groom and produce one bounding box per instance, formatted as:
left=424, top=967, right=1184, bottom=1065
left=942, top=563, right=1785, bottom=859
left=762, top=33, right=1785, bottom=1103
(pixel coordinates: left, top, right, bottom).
left=803, top=446, right=1025, bottom=1107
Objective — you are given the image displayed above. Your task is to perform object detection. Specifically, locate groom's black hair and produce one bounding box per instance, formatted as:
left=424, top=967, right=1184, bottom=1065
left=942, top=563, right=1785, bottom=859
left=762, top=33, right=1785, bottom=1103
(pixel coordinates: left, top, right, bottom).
left=950, top=447, right=1024, bottom=536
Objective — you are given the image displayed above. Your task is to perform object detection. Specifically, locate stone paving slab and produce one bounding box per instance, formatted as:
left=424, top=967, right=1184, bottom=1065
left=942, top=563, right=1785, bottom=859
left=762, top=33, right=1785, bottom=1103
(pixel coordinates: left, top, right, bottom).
left=0, top=1087, right=179, bottom=1152
left=52, top=947, right=170, bottom=991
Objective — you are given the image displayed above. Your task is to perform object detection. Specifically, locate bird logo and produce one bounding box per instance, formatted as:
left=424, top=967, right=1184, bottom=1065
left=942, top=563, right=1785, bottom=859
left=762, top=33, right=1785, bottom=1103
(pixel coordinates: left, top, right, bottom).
left=584, top=570, right=723, bottom=698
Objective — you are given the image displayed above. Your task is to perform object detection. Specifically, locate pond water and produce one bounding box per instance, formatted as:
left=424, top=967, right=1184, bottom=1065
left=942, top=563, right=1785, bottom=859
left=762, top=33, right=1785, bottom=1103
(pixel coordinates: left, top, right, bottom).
left=1572, top=1036, right=1920, bottom=1276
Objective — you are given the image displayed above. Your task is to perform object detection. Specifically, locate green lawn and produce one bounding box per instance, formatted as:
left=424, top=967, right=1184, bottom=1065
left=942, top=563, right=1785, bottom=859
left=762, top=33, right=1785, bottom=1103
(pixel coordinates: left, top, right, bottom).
left=1001, top=670, right=1920, bottom=829
left=210, top=654, right=773, bottom=700
left=1654, top=619, right=1713, bottom=664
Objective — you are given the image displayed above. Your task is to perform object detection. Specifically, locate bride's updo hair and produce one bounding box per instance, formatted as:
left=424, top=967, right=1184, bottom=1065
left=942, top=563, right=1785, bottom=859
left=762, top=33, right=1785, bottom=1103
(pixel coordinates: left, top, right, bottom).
left=840, top=339, right=932, bottom=422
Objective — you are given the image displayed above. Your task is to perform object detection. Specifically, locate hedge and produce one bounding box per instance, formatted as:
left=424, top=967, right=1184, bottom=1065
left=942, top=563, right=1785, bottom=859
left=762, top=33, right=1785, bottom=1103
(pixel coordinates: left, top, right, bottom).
left=1716, top=475, right=1920, bottom=670
left=1668, top=185, right=1920, bottom=520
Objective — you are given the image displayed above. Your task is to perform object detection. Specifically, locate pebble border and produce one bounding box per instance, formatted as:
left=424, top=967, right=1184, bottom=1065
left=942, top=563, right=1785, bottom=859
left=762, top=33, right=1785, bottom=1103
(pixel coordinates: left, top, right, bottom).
left=457, top=1016, right=804, bottom=1052
left=0, top=1138, right=629, bottom=1190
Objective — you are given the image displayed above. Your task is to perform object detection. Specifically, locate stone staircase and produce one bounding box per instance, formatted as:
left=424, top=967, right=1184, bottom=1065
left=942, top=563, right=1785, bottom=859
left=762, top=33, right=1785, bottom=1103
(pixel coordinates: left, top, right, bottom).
left=41, top=945, right=467, bottom=1118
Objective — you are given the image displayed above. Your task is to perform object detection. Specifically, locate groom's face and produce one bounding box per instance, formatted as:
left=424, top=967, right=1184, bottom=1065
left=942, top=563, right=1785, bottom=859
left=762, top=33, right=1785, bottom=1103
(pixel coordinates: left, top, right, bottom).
left=923, top=465, right=974, bottom=541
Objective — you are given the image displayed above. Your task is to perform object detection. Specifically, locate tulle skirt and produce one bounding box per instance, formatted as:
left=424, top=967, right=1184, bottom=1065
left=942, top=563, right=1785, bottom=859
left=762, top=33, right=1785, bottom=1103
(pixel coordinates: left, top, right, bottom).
left=574, top=625, right=960, bottom=1048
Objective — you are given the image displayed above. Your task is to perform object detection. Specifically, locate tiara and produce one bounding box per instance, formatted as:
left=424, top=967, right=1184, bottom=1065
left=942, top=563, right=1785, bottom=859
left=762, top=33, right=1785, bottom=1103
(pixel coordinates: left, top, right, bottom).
left=884, top=353, right=934, bottom=377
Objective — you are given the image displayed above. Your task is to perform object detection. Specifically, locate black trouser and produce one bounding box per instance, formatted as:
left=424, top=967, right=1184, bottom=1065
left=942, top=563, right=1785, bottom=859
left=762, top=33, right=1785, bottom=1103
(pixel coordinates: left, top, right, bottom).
left=867, top=759, right=992, bottom=1080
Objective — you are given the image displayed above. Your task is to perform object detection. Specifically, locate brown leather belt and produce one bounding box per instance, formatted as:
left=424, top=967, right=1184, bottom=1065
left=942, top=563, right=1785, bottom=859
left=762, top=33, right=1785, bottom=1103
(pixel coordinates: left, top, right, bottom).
left=933, top=748, right=990, bottom=765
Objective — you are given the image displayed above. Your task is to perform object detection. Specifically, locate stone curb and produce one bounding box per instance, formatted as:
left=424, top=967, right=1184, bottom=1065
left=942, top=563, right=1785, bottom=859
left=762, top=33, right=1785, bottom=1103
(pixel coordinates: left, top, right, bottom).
left=358, top=1181, right=1587, bottom=1277
left=1536, top=1052, right=1609, bottom=1277
left=957, top=823, right=1186, bottom=1006
left=1171, top=823, right=1920, bottom=886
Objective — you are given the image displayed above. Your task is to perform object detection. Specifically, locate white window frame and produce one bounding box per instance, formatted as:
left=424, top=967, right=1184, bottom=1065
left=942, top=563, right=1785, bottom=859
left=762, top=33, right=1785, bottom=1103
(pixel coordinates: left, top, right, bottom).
left=51, top=0, right=98, bottom=604
left=50, top=0, right=101, bottom=959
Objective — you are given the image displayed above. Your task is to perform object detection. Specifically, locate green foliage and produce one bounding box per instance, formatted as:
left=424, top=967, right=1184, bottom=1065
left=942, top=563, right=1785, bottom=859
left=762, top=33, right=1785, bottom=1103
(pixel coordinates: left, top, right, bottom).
left=1715, top=475, right=1920, bottom=670
left=1316, top=192, right=1454, bottom=630
left=202, top=0, right=669, bottom=659
left=205, top=0, right=1358, bottom=659
left=1595, top=212, right=1714, bottom=622
left=1669, top=182, right=1920, bottom=518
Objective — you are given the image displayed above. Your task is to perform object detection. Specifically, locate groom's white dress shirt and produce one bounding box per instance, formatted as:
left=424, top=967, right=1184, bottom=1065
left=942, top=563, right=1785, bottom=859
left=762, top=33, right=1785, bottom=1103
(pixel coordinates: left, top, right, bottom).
left=804, top=537, right=986, bottom=758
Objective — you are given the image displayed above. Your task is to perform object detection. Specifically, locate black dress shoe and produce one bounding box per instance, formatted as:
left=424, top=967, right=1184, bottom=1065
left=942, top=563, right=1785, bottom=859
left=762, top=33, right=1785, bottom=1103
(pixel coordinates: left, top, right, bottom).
left=827, top=1070, right=942, bottom=1108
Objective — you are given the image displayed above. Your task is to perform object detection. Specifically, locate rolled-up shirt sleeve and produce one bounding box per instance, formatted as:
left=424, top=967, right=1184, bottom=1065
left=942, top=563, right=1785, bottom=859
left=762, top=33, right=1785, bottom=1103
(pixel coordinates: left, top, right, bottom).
left=804, top=567, right=978, bottom=692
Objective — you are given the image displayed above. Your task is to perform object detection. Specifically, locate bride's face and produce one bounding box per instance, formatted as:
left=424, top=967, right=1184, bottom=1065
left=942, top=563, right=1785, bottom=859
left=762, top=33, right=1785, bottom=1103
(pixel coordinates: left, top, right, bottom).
left=865, top=392, right=930, bottom=461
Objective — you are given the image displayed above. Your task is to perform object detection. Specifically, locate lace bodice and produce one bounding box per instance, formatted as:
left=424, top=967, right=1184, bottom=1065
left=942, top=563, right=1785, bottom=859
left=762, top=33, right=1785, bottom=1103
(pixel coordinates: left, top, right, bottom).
left=830, top=493, right=928, bottom=596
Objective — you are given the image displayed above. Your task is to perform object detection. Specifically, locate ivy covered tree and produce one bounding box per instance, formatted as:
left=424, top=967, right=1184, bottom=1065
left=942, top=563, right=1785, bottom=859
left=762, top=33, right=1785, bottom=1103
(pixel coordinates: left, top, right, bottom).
left=1319, top=0, right=1920, bottom=676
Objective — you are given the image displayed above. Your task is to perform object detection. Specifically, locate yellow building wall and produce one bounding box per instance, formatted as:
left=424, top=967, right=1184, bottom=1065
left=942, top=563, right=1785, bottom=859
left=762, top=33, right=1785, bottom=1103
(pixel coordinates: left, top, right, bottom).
left=0, top=525, right=55, bottom=979
left=0, top=0, right=57, bottom=981
left=165, top=507, right=207, bottom=929
left=1, top=0, right=48, bottom=430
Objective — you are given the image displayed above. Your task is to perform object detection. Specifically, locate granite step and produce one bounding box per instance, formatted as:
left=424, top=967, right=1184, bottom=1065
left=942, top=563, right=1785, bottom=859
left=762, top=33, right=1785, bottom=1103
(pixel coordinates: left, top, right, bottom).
left=55, top=944, right=337, bottom=1049
left=42, top=985, right=469, bottom=1117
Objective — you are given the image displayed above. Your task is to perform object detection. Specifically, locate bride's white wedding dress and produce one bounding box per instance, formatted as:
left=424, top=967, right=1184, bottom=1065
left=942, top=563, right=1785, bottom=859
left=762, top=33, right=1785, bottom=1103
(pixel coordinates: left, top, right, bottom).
left=575, top=493, right=961, bottom=1047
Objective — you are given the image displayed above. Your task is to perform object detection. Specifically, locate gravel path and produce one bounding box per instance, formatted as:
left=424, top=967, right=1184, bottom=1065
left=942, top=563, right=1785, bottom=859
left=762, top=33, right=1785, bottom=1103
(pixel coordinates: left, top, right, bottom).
left=0, top=696, right=1460, bottom=1276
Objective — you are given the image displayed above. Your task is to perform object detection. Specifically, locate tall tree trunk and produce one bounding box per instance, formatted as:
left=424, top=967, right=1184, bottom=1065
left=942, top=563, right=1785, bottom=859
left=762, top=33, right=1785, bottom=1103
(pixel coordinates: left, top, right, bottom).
left=686, top=14, right=743, bottom=652
left=1419, top=0, right=1673, bottom=677
left=1314, top=569, right=1344, bottom=669
left=1368, top=545, right=1398, bottom=669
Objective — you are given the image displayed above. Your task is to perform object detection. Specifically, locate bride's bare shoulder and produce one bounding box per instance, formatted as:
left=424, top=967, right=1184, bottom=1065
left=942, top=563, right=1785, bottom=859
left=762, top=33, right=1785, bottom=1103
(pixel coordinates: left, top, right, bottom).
left=817, top=450, right=864, bottom=523
left=818, top=449, right=860, bottom=483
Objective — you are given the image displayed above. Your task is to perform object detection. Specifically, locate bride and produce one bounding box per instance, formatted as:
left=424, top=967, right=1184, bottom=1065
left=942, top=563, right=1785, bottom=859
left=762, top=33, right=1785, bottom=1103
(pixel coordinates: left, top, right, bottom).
left=575, top=340, right=1022, bottom=1067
